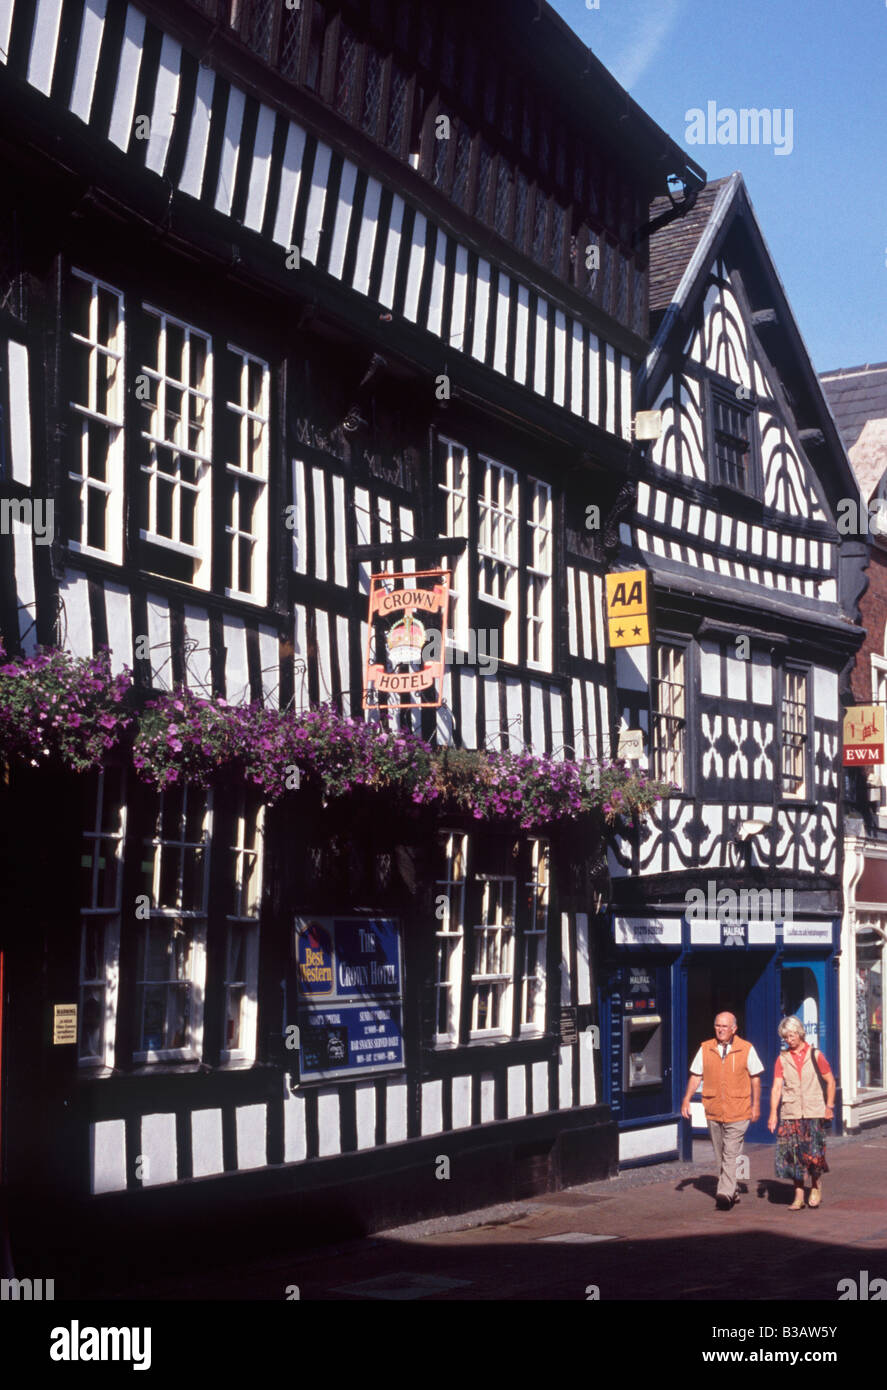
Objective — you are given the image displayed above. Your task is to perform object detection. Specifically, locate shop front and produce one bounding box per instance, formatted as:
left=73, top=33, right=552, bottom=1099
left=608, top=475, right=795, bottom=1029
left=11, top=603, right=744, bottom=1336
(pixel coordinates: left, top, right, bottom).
left=840, top=840, right=887, bottom=1130
left=602, top=913, right=839, bottom=1165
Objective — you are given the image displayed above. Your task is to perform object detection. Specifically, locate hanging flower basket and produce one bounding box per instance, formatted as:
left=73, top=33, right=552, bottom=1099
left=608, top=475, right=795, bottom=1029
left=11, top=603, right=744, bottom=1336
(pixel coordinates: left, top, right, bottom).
left=0, top=645, right=674, bottom=832
left=0, top=641, right=132, bottom=772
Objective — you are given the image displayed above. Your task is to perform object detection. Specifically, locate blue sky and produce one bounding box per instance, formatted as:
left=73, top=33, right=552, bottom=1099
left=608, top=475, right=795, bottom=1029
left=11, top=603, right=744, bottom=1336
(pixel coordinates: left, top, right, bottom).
left=550, top=0, right=887, bottom=373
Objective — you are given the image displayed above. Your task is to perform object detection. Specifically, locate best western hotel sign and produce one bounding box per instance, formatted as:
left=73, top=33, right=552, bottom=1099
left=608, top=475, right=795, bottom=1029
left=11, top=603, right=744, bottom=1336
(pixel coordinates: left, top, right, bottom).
left=843, top=705, right=885, bottom=765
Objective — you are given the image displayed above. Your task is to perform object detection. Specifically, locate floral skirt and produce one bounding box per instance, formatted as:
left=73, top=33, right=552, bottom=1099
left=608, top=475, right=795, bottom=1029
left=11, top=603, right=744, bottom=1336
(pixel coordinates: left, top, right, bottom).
left=775, top=1119, right=830, bottom=1183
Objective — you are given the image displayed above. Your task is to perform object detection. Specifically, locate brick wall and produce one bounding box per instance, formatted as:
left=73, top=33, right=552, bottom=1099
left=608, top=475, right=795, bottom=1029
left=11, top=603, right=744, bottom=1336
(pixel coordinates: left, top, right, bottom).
left=852, top=542, right=887, bottom=703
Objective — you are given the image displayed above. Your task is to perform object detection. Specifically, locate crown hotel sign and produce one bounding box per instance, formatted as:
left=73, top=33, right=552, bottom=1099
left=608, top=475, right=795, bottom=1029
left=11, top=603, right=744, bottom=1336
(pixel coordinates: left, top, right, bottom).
left=363, top=570, right=450, bottom=709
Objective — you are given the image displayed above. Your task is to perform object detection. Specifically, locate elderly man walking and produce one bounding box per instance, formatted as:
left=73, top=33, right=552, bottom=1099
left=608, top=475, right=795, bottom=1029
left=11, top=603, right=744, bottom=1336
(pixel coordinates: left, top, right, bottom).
left=681, top=1012, right=764, bottom=1210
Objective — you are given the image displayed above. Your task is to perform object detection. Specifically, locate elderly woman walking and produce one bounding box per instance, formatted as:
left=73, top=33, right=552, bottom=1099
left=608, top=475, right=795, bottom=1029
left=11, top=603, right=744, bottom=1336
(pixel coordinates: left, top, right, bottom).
left=767, top=1016, right=836, bottom=1209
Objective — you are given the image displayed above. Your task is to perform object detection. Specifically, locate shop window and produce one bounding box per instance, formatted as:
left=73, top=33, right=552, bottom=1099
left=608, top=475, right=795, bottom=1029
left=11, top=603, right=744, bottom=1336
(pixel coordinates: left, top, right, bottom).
left=652, top=643, right=686, bottom=788
left=857, top=939, right=884, bottom=1090
left=222, top=793, right=263, bottom=1062
left=78, top=769, right=126, bottom=1068
left=67, top=270, right=125, bottom=562
left=434, top=832, right=466, bottom=1043
left=780, top=668, right=809, bottom=799
left=135, top=784, right=210, bottom=1062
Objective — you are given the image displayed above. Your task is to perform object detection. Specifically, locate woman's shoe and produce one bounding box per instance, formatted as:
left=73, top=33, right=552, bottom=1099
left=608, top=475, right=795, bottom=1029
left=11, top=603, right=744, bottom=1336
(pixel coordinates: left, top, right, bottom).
left=808, top=1187, right=822, bottom=1208
left=788, top=1193, right=805, bottom=1210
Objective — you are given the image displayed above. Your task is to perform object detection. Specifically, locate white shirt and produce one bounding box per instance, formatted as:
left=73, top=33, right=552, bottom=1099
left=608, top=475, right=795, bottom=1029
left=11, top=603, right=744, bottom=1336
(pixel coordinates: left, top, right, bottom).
left=689, top=1039, right=764, bottom=1076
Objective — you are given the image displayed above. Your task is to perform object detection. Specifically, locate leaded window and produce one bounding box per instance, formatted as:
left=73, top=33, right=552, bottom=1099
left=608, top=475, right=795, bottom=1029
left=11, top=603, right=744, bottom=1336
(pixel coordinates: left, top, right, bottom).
left=361, top=47, right=384, bottom=135
left=385, top=62, right=409, bottom=154
left=335, top=21, right=359, bottom=116
left=451, top=124, right=472, bottom=207
left=474, top=140, right=494, bottom=220
left=494, top=160, right=513, bottom=239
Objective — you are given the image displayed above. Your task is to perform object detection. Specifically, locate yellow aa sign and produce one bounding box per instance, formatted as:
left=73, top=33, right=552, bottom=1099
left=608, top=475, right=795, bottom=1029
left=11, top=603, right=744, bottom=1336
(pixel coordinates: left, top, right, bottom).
left=605, top=570, right=650, bottom=648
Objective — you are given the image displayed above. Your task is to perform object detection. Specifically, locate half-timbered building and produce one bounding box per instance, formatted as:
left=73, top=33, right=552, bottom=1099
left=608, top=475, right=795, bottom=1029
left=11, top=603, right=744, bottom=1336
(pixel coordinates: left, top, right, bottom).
left=0, top=0, right=705, bottom=1285
left=820, top=362, right=887, bottom=1132
left=603, top=173, right=866, bottom=1165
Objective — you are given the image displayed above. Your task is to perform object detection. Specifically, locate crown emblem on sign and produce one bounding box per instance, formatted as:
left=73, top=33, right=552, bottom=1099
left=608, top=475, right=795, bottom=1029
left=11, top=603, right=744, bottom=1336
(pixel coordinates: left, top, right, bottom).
left=386, top=611, right=426, bottom=666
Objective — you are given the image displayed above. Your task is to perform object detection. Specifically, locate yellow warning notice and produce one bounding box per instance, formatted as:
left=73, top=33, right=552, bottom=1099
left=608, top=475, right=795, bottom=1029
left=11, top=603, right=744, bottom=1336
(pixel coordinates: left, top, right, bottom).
left=605, top=570, right=650, bottom=647
left=53, top=1003, right=77, bottom=1045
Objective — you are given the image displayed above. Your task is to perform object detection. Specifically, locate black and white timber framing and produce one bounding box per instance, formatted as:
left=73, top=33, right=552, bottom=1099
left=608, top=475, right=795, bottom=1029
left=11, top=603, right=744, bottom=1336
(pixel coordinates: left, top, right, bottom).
left=603, top=172, right=867, bottom=1166
left=0, top=0, right=709, bottom=1274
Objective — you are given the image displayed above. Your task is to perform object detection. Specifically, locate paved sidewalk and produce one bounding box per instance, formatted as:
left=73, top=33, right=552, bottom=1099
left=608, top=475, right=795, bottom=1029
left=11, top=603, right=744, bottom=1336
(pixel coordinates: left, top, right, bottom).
left=90, top=1124, right=887, bottom=1301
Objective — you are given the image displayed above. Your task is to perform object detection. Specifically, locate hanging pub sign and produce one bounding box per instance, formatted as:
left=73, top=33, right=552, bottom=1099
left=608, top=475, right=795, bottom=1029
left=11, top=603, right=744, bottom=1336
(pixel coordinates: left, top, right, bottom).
left=604, top=569, right=651, bottom=648
left=843, top=705, right=885, bottom=765
left=363, top=569, right=450, bottom=709
left=292, top=917, right=405, bottom=1082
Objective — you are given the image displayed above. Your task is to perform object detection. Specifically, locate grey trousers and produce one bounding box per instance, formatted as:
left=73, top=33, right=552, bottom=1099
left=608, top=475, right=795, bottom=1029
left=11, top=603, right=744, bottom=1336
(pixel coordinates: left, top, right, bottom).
left=708, top=1119, right=749, bottom=1200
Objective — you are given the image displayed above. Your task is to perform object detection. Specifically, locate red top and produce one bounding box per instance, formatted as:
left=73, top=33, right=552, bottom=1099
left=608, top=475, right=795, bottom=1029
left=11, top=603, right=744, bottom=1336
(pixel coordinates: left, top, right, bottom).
left=773, top=1041, right=832, bottom=1080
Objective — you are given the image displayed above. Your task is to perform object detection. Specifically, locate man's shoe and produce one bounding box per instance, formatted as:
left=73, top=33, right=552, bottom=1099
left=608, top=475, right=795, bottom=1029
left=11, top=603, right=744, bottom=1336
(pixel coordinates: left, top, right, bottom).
left=715, top=1195, right=733, bottom=1211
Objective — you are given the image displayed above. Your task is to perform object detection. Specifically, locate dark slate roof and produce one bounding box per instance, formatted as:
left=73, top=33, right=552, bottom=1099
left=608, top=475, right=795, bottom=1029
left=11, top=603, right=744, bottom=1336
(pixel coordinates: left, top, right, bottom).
left=819, top=363, right=887, bottom=452
left=648, top=176, right=734, bottom=313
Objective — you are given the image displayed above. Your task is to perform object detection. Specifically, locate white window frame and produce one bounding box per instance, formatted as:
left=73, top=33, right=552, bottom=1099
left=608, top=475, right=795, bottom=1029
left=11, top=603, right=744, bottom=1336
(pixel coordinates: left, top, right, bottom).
left=469, top=873, right=515, bottom=1038
left=225, top=344, right=270, bottom=604
left=437, top=437, right=470, bottom=652
left=68, top=270, right=126, bottom=563
left=478, top=455, right=520, bottom=664
left=519, top=839, right=549, bottom=1034
left=526, top=478, right=552, bottom=671
left=781, top=668, right=808, bottom=800
left=221, top=795, right=264, bottom=1064
left=134, top=784, right=210, bottom=1064
left=434, top=831, right=466, bottom=1045
left=78, top=769, right=126, bottom=1070
left=652, top=643, right=686, bottom=788
left=139, top=306, right=213, bottom=588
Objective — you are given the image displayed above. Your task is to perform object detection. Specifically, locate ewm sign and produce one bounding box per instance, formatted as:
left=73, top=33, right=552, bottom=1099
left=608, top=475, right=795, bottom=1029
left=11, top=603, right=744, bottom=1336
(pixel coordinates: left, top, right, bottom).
left=843, top=705, right=885, bottom=765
